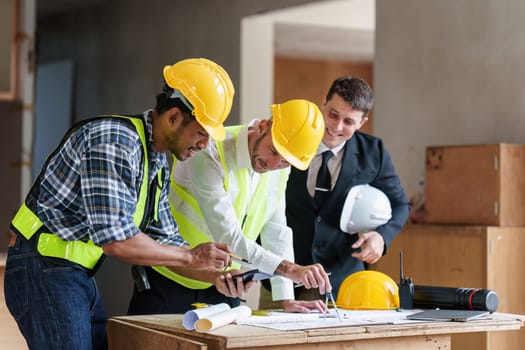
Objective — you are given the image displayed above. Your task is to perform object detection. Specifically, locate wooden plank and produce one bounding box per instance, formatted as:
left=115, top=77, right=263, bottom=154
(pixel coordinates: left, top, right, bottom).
left=425, top=144, right=525, bottom=225
left=108, top=319, right=206, bottom=350
left=230, top=334, right=450, bottom=350
left=499, top=144, right=525, bottom=225
left=112, top=315, right=228, bottom=350
left=304, top=325, right=366, bottom=338
left=487, top=228, right=525, bottom=350
left=425, top=144, right=500, bottom=224
left=373, top=224, right=525, bottom=350
left=112, top=315, right=308, bottom=349
left=373, top=224, right=487, bottom=287
left=110, top=312, right=524, bottom=349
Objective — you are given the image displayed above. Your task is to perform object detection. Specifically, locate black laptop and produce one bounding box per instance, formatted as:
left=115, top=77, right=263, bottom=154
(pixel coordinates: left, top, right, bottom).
left=407, top=309, right=490, bottom=322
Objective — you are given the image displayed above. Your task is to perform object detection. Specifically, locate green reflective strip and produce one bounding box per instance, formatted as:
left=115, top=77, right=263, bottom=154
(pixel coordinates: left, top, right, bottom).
left=232, top=168, right=249, bottom=221
left=12, top=204, right=104, bottom=269
left=152, top=266, right=212, bottom=289
left=243, top=169, right=288, bottom=240
left=124, top=116, right=149, bottom=227
left=37, top=233, right=103, bottom=270
left=153, top=170, right=163, bottom=222
left=242, top=173, right=269, bottom=240
left=11, top=115, right=150, bottom=271
left=152, top=261, right=241, bottom=290
left=217, top=126, right=249, bottom=220
left=11, top=203, right=42, bottom=240
left=170, top=201, right=208, bottom=247
left=215, top=141, right=230, bottom=190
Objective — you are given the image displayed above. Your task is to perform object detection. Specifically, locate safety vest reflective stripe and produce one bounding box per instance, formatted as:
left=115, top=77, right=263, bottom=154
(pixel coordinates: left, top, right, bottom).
left=37, top=233, right=104, bottom=270
left=152, top=178, right=214, bottom=289
left=131, top=116, right=150, bottom=228
left=153, top=125, right=288, bottom=289
left=11, top=203, right=41, bottom=240
left=10, top=115, right=152, bottom=270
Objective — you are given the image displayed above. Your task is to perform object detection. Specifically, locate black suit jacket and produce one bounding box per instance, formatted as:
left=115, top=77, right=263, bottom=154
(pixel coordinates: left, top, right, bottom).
left=286, top=131, right=410, bottom=297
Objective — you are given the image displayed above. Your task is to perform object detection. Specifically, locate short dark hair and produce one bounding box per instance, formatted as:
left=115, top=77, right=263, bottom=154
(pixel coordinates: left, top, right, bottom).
left=326, top=77, right=374, bottom=118
left=155, top=83, right=194, bottom=125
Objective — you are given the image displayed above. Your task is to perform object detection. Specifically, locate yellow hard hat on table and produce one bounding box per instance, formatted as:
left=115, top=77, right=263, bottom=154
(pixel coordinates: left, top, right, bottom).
left=336, top=270, right=400, bottom=310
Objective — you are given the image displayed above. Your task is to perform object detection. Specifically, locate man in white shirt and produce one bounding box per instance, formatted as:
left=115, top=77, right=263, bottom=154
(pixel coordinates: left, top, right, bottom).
left=127, top=99, right=333, bottom=314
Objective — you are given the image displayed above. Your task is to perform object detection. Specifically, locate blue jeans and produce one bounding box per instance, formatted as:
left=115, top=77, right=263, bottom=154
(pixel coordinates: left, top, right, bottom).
left=4, top=235, right=108, bottom=350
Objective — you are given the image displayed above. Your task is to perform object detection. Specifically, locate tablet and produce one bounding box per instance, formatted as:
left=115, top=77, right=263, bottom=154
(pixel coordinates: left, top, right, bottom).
left=407, top=309, right=490, bottom=322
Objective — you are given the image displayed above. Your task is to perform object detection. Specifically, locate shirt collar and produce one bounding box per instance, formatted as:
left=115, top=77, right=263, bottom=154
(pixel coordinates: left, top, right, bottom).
left=142, top=109, right=168, bottom=172
left=143, top=109, right=155, bottom=145
left=317, top=141, right=345, bottom=157
left=236, top=124, right=253, bottom=169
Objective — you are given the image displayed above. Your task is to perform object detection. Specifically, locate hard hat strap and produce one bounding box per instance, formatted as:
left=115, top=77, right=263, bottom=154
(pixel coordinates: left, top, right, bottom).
left=168, top=89, right=194, bottom=112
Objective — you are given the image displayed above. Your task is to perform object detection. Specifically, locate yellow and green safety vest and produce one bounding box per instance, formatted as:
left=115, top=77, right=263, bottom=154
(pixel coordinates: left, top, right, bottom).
left=153, top=125, right=288, bottom=289
left=10, top=115, right=162, bottom=270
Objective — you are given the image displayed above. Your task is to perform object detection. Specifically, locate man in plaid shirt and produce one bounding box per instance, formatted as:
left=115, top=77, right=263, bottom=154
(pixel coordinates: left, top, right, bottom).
left=5, top=58, right=247, bottom=350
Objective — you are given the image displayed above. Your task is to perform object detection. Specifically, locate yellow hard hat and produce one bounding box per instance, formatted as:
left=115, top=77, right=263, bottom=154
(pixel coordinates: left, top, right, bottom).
left=163, top=58, right=235, bottom=141
left=336, top=270, right=400, bottom=310
left=269, top=99, right=325, bottom=170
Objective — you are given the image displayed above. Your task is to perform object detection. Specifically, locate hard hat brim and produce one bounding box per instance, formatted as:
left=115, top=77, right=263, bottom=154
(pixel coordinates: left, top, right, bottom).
left=200, top=122, right=225, bottom=141
left=273, top=142, right=309, bottom=170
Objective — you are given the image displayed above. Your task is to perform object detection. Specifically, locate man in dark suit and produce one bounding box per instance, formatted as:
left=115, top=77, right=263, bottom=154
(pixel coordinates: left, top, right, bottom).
left=259, top=77, right=410, bottom=307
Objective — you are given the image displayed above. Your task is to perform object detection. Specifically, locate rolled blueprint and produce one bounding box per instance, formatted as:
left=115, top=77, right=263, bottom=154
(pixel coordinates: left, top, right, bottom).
left=194, top=305, right=252, bottom=332
left=183, top=303, right=230, bottom=330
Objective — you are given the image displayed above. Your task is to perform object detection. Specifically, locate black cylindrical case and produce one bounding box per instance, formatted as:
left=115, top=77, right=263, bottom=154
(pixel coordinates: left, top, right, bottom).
left=413, top=286, right=499, bottom=312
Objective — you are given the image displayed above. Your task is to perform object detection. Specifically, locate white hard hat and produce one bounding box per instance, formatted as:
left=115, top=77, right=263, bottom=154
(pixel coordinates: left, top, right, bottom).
left=340, top=184, right=392, bottom=234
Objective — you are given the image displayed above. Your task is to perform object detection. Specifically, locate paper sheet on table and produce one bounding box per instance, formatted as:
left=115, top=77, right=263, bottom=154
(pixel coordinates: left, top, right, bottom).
left=194, top=305, right=252, bottom=332
left=236, top=309, right=423, bottom=331
left=183, top=303, right=231, bottom=330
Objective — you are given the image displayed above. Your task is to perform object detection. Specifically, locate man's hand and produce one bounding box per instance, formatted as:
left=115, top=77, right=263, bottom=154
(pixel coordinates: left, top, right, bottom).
left=281, top=299, right=326, bottom=313
left=351, top=231, right=385, bottom=264
left=275, top=261, right=332, bottom=294
left=214, top=270, right=256, bottom=298
left=102, top=233, right=234, bottom=268
left=189, top=242, right=232, bottom=269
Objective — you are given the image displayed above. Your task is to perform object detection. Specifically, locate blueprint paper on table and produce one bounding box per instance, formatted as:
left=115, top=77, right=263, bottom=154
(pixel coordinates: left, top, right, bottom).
left=183, top=304, right=251, bottom=331
left=183, top=303, right=231, bottom=330
left=236, top=309, right=423, bottom=331
left=194, top=305, right=251, bottom=332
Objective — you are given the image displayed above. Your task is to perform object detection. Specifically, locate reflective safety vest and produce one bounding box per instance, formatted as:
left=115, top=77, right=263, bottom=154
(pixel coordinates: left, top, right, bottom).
left=153, top=125, right=289, bottom=289
left=10, top=115, right=162, bottom=271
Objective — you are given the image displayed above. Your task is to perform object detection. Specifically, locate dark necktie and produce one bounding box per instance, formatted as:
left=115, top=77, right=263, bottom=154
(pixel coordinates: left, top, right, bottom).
left=314, top=151, right=334, bottom=207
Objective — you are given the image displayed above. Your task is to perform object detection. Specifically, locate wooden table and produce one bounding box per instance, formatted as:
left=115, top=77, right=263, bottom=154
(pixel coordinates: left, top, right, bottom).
left=108, top=312, right=524, bottom=350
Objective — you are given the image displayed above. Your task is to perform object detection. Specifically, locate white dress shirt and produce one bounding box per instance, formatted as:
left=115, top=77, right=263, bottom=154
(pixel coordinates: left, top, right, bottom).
left=171, top=122, right=295, bottom=301
left=307, top=142, right=346, bottom=197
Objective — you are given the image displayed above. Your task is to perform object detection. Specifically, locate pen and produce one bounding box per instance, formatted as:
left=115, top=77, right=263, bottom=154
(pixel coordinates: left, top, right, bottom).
left=294, top=272, right=332, bottom=288
left=229, top=253, right=253, bottom=265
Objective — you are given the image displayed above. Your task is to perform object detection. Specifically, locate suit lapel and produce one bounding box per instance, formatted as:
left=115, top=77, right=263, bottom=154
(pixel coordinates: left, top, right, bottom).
left=333, top=137, right=360, bottom=195
left=293, top=136, right=360, bottom=212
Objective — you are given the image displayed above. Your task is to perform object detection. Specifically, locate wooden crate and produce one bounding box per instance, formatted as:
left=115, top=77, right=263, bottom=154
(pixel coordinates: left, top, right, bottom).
left=373, top=224, right=525, bottom=350
left=424, top=144, right=525, bottom=225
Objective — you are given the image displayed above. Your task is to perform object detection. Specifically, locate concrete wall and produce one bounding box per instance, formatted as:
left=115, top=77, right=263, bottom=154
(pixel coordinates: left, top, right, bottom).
left=37, top=0, right=322, bottom=125
left=375, top=0, right=525, bottom=195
